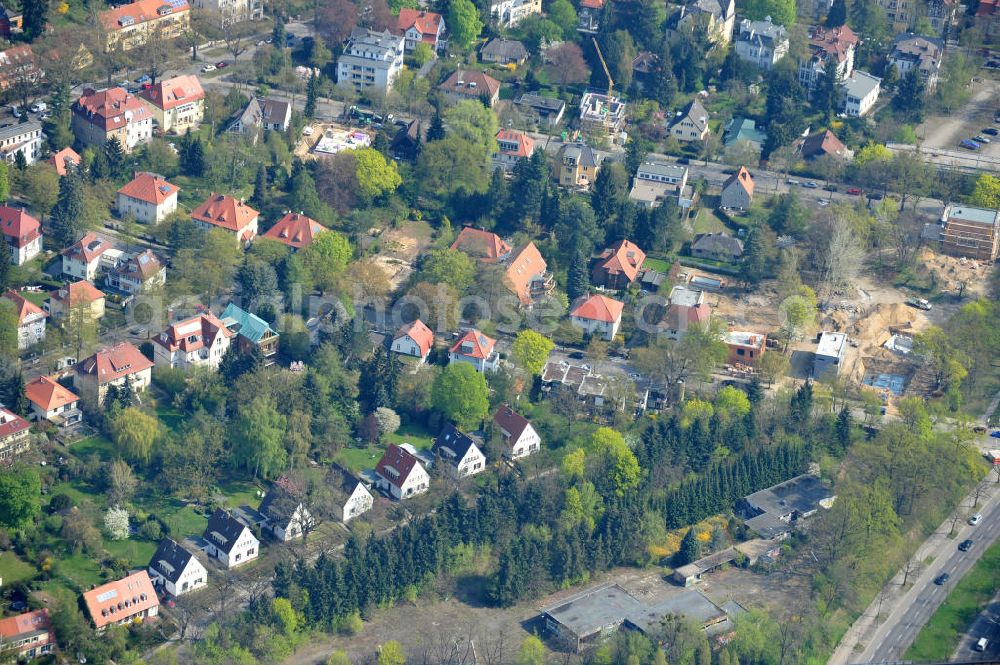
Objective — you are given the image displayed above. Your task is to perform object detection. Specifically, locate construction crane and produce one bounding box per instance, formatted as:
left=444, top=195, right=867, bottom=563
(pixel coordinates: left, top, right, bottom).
left=592, top=36, right=614, bottom=99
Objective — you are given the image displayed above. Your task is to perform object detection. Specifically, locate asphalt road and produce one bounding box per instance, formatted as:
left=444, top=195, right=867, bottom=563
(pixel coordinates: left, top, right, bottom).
left=954, top=591, right=1000, bottom=661
left=847, top=480, right=1000, bottom=664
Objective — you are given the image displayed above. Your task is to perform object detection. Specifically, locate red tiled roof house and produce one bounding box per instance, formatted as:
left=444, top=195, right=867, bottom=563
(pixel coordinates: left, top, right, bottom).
left=0, top=405, right=31, bottom=462
left=449, top=329, right=499, bottom=372
left=0, top=206, right=41, bottom=266
left=83, top=571, right=159, bottom=631
left=48, top=146, right=81, bottom=176
left=261, top=212, right=327, bottom=251
left=2, top=288, right=47, bottom=350
left=153, top=310, right=234, bottom=371
left=191, top=193, right=259, bottom=245
left=61, top=232, right=116, bottom=281
left=0, top=610, right=55, bottom=660
left=396, top=8, right=445, bottom=51
left=391, top=319, right=434, bottom=363
left=138, top=74, right=204, bottom=134
left=570, top=294, right=625, bottom=341
left=439, top=70, right=501, bottom=106
left=71, top=87, right=154, bottom=152
left=720, top=166, right=754, bottom=210
left=25, top=375, right=81, bottom=425
left=504, top=242, right=553, bottom=306
left=450, top=227, right=512, bottom=262
left=591, top=239, right=646, bottom=290
left=73, top=341, right=154, bottom=404
left=116, top=172, right=179, bottom=223
left=493, top=129, right=535, bottom=172
left=375, top=443, right=430, bottom=500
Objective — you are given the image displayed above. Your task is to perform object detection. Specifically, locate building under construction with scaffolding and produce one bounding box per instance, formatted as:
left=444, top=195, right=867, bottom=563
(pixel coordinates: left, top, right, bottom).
left=579, top=92, right=627, bottom=136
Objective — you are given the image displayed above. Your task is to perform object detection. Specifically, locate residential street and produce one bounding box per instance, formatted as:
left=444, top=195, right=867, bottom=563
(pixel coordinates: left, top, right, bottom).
left=829, top=461, right=1000, bottom=665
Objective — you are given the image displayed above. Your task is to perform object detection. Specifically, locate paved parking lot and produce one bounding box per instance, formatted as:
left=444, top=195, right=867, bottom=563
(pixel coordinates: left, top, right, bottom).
left=920, top=79, right=1000, bottom=160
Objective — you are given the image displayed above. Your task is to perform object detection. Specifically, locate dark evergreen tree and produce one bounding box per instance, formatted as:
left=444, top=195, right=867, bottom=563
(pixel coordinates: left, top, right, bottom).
left=22, top=0, right=48, bottom=41
left=764, top=66, right=807, bottom=156
left=426, top=112, right=446, bottom=142
left=358, top=347, right=398, bottom=411
left=13, top=150, right=25, bottom=171
left=49, top=171, right=85, bottom=248
left=677, top=527, right=702, bottom=565
left=104, top=136, right=127, bottom=180
left=743, top=225, right=773, bottom=284
left=591, top=162, right=628, bottom=222
left=567, top=249, right=590, bottom=302
left=746, top=376, right=764, bottom=404
left=252, top=165, right=268, bottom=208
left=539, top=184, right=561, bottom=232
left=892, top=67, right=926, bottom=119
left=835, top=406, right=853, bottom=453
left=304, top=71, right=318, bottom=119
left=183, top=137, right=206, bottom=177
left=827, top=0, right=848, bottom=25
left=812, top=58, right=843, bottom=121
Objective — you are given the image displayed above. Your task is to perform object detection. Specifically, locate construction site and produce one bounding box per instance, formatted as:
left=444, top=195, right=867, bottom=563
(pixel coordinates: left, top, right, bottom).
left=293, top=122, right=373, bottom=160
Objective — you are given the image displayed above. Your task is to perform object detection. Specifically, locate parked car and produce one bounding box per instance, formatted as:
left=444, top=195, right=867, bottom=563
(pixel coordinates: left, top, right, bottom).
left=803, top=181, right=819, bottom=188
left=975, top=135, right=992, bottom=144
left=9, top=105, right=21, bottom=118
left=959, top=539, right=974, bottom=551
left=135, top=74, right=151, bottom=84
left=216, top=61, right=229, bottom=68
left=201, top=64, right=216, bottom=72
left=905, top=297, right=932, bottom=311
left=846, top=187, right=862, bottom=195
left=869, top=192, right=884, bottom=200
left=787, top=178, right=800, bottom=185
left=29, top=102, right=46, bottom=113
left=975, top=638, right=990, bottom=652
left=961, top=139, right=982, bottom=150
left=984, top=127, right=999, bottom=136
left=969, top=513, right=983, bottom=526
left=823, top=183, right=838, bottom=192
left=934, top=573, right=950, bottom=585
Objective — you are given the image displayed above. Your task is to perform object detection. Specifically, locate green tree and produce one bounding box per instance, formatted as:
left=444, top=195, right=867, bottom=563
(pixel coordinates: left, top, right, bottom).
left=590, top=427, right=641, bottom=495
left=827, top=0, right=848, bottom=25
left=48, top=170, right=85, bottom=248
left=743, top=0, right=795, bottom=24
left=0, top=161, right=9, bottom=203
left=420, top=248, right=477, bottom=291
left=378, top=641, right=407, bottom=665
left=715, top=386, right=752, bottom=421
left=0, top=466, right=41, bottom=530
left=448, top=0, right=483, bottom=48
left=812, top=58, right=842, bottom=120
left=547, top=0, right=577, bottom=38
left=252, top=164, right=268, bottom=208
left=562, top=448, right=586, bottom=480
left=431, top=363, right=490, bottom=428
left=111, top=407, right=162, bottom=466
left=417, top=136, right=490, bottom=195
left=354, top=148, right=402, bottom=202
left=972, top=173, right=1000, bottom=208
left=0, top=300, right=16, bottom=357
left=327, top=652, right=352, bottom=665
left=22, top=0, right=48, bottom=40
left=231, top=395, right=288, bottom=479
left=19, top=162, right=59, bottom=220
left=271, top=597, right=298, bottom=636
left=237, top=260, right=279, bottom=306
left=892, top=67, right=925, bottom=119
left=518, top=635, right=546, bottom=665
left=677, top=527, right=702, bottom=565
left=300, top=231, right=352, bottom=292
left=511, top=330, right=555, bottom=375
left=304, top=71, right=318, bottom=119
left=411, top=42, right=434, bottom=66
left=444, top=100, right=498, bottom=156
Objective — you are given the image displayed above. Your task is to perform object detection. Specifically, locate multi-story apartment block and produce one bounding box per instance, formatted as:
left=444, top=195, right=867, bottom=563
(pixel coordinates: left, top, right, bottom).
left=336, top=28, right=405, bottom=93
left=100, top=0, right=190, bottom=52
left=72, top=88, right=153, bottom=152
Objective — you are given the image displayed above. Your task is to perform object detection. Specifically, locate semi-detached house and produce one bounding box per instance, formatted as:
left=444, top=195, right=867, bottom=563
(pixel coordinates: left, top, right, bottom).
left=116, top=172, right=179, bottom=224
left=148, top=537, right=208, bottom=597
left=83, top=571, right=159, bottom=632
left=73, top=341, right=153, bottom=404
left=203, top=508, right=259, bottom=568
left=138, top=74, right=204, bottom=134
left=433, top=423, right=486, bottom=479
left=375, top=443, right=430, bottom=499
left=152, top=310, right=233, bottom=370
left=190, top=193, right=259, bottom=245
left=493, top=404, right=541, bottom=459
left=61, top=232, right=116, bottom=282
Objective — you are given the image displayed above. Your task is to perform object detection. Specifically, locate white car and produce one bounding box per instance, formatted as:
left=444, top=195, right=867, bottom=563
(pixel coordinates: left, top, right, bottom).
left=969, top=513, right=983, bottom=526
left=201, top=64, right=216, bottom=72
left=818, top=199, right=830, bottom=207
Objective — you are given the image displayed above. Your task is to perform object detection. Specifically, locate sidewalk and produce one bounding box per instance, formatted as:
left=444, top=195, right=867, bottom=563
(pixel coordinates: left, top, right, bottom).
left=828, top=478, right=1000, bottom=665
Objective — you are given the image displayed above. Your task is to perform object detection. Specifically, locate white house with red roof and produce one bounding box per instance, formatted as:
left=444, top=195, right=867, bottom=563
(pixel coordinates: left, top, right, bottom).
left=61, top=232, right=117, bottom=281
left=570, top=294, right=625, bottom=341
left=71, top=87, right=154, bottom=151
left=0, top=609, right=55, bottom=660
left=439, top=69, right=501, bottom=106
left=106, top=249, right=166, bottom=295
left=449, top=329, right=499, bottom=372
left=83, top=571, right=159, bottom=632
left=191, top=193, right=259, bottom=245
left=3, top=289, right=46, bottom=349
left=493, top=129, right=535, bottom=172
left=153, top=310, right=234, bottom=370
left=391, top=319, right=434, bottom=363
left=0, top=406, right=31, bottom=462
left=0, top=206, right=41, bottom=266
left=25, top=375, right=81, bottom=425
left=450, top=227, right=512, bottom=262
left=375, top=443, right=430, bottom=499
left=493, top=404, right=540, bottom=459
left=74, top=341, right=154, bottom=403
left=396, top=8, right=445, bottom=51
left=116, top=172, right=179, bottom=223
left=504, top=242, right=553, bottom=306
left=261, top=212, right=326, bottom=250
left=48, top=146, right=81, bottom=176
left=138, top=74, right=205, bottom=134
left=661, top=285, right=711, bottom=340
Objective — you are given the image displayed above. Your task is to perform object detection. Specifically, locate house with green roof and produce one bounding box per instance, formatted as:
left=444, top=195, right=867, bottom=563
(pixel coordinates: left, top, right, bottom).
left=723, top=117, right=766, bottom=151
left=221, top=303, right=279, bottom=360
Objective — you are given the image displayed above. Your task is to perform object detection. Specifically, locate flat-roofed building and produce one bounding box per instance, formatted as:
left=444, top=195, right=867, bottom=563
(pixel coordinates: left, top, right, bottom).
left=937, top=204, right=1000, bottom=261
left=814, top=331, right=847, bottom=378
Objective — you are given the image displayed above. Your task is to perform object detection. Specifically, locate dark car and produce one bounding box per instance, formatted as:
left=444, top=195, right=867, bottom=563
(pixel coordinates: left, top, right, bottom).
left=934, top=573, right=951, bottom=585
left=869, top=192, right=884, bottom=200
left=985, top=128, right=999, bottom=136
left=959, top=539, right=974, bottom=551
left=824, top=183, right=838, bottom=192
left=568, top=351, right=585, bottom=360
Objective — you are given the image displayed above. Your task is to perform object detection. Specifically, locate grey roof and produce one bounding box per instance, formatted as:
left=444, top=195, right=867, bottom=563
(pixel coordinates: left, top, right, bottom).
left=203, top=508, right=251, bottom=555
left=692, top=232, right=744, bottom=256
left=944, top=205, right=1000, bottom=226
left=258, top=486, right=303, bottom=527
left=670, top=100, right=709, bottom=132
left=691, top=0, right=724, bottom=17
left=541, top=583, right=731, bottom=639
left=481, top=38, right=529, bottom=61
left=345, top=27, right=404, bottom=57
left=515, top=93, right=565, bottom=113
left=433, top=422, right=480, bottom=466
left=561, top=142, right=599, bottom=167
left=737, top=17, right=787, bottom=47
left=743, top=474, right=833, bottom=520
left=149, top=538, right=196, bottom=584
left=842, top=70, right=881, bottom=98
left=328, top=465, right=367, bottom=501
left=0, top=120, right=41, bottom=143
left=637, top=160, right=688, bottom=179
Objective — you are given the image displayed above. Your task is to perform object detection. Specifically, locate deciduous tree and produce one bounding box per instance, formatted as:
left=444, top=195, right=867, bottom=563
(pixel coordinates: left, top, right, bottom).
left=510, top=330, right=555, bottom=376
left=431, top=363, right=489, bottom=428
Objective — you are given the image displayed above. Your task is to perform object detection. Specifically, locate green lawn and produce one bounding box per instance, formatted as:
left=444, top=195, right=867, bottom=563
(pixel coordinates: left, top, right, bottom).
left=385, top=422, right=436, bottom=449
left=336, top=445, right=385, bottom=474
left=906, top=538, right=1000, bottom=660
left=104, top=538, right=157, bottom=565
left=692, top=209, right=729, bottom=234
left=50, top=480, right=101, bottom=509
left=57, top=553, right=105, bottom=590
left=218, top=479, right=263, bottom=510
left=71, top=435, right=118, bottom=463
left=161, top=504, right=210, bottom=538
left=0, top=551, right=36, bottom=585
left=643, top=257, right=672, bottom=274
